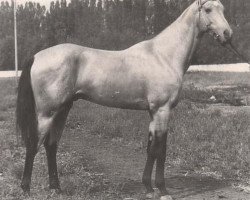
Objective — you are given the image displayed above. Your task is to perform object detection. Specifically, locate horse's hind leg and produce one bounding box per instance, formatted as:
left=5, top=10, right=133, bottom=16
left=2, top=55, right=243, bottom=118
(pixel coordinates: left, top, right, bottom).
left=44, top=102, right=72, bottom=191
left=20, top=111, right=54, bottom=194
left=44, top=137, right=60, bottom=191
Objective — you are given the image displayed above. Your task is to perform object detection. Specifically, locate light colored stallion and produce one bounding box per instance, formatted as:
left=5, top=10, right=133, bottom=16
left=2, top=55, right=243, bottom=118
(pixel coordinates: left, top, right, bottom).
left=16, top=0, right=232, bottom=199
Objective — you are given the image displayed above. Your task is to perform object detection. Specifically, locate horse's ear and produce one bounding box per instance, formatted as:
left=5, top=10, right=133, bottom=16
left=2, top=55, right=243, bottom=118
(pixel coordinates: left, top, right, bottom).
left=201, top=0, right=208, bottom=3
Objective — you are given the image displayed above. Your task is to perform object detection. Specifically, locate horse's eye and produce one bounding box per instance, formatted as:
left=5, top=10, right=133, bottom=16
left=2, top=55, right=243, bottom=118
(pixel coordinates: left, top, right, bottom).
left=205, top=8, right=212, bottom=14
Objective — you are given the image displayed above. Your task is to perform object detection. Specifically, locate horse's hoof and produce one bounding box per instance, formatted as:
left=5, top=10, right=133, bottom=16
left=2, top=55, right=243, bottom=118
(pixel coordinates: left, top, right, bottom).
left=160, top=195, right=173, bottom=200
left=145, top=192, right=155, bottom=199
left=52, top=188, right=62, bottom=194
left=47, top=189, right=61, bottom=198
left=22, top=191, right=30, bottom=196
left=21, top=184, right=30, bottom=196
left=49, top=183, right=62, bottom=194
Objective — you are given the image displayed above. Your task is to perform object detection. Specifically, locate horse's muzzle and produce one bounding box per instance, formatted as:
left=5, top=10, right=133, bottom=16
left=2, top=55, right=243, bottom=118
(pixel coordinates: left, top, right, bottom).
left=221, top=28, right=233, bottom=45
left=223, top=29, right=231, bottom=41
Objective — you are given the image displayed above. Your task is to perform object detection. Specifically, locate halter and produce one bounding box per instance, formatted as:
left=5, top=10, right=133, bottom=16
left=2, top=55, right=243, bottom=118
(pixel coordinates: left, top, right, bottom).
left=197, top=0, right=203, bottom=11
left=197, top=0, right=215, bottom=32
left=197, top=0, right=215, bottom=11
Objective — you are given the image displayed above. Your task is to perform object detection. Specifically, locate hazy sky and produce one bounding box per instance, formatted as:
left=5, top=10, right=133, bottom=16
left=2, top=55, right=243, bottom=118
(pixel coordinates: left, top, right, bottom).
left=1, top=0, right=54, bottom=8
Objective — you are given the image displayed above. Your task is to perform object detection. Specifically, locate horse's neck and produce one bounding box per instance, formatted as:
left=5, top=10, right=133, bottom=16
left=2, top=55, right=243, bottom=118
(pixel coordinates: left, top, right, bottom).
left=153, top=2, right=200, bottom=76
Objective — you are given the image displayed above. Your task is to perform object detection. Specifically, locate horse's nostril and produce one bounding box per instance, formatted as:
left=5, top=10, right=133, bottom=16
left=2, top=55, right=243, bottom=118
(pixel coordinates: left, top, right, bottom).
left=223, top=30, right=231, bottom=40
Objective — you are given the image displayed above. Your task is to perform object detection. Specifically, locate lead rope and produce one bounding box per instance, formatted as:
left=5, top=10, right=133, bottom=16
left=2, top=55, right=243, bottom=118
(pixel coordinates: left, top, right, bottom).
left=197, top=0, right=205, bottom=37
left=197, top=0, right=202, bottom=10
left=197, top=0, right=212, bottom=35
left=225, top=42, right=250, bottom=64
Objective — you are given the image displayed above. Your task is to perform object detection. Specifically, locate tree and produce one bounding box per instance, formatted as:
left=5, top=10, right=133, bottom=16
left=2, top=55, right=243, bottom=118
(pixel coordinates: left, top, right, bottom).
left=0, top=0, right=249, bottom=70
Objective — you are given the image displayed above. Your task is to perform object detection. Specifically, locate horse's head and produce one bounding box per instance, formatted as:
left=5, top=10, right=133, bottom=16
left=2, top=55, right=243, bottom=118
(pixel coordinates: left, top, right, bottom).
left=197, top=0, right=232, bottom=44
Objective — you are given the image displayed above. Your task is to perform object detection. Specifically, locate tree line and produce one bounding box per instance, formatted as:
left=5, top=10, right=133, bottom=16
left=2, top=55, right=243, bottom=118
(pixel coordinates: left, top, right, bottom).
left=0, top=0, right=249, bottom=71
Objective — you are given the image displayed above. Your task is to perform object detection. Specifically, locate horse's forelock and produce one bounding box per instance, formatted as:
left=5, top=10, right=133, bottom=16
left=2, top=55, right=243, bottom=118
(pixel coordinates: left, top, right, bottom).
left=199, top=0, right=218, bottom=6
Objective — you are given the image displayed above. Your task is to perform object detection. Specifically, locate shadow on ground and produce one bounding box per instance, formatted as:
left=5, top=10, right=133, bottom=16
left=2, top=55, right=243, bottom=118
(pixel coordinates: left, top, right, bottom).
left=119, top=175, right=229, bottom=199
left=166, top=175, right=228, bottom=199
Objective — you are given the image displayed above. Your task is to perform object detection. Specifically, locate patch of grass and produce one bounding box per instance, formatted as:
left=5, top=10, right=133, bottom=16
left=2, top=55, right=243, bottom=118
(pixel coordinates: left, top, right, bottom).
left=63, top=179, right=77, bottom=196
left=67, top=101, right=148, bottom=140
left=67, top=99, right=250, bottom=180
left=0, top=95, right=17, bottom=111
left=0, top=78, right=17, bottom=111
left=167, top=102, right=250, bottom=179
left=184, top=71, right=250, bottom=88
left=11, top=163, right=23, bottom=180
left=181, top=85, right=248, bottom=106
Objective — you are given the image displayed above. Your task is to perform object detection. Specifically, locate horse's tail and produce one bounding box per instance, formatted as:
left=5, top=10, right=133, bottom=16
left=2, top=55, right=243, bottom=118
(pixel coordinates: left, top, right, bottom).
left=16, top=57, right=38, bottom=147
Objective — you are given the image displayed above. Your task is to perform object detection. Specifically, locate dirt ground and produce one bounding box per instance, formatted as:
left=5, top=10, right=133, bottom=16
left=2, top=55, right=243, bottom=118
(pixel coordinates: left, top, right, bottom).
left=58, top=111, right=250, bottom=200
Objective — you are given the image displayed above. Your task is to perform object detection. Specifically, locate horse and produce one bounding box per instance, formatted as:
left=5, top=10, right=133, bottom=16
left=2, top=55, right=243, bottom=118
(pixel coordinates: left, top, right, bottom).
left=16, top=0, right=232, bottom=199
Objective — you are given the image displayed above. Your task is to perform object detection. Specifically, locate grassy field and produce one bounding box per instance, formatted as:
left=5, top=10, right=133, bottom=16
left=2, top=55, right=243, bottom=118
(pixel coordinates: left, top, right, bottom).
left=1, top=72, right=250, bottom=199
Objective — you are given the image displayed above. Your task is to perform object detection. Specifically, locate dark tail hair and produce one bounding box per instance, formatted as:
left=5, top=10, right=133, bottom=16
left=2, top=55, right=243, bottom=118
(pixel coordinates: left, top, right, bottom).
left=16, top=57, right=38, bottom=147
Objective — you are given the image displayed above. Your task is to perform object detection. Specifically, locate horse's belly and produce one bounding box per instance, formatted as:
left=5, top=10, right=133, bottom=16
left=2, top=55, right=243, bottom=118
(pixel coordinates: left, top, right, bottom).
left=87, top=95, right=149, bottom=110
left=76, top=83, right=149, bottom=110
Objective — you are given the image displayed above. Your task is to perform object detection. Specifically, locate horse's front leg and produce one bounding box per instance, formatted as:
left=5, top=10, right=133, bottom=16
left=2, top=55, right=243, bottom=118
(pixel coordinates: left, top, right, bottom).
left=142, top=103, right=172, bottom=200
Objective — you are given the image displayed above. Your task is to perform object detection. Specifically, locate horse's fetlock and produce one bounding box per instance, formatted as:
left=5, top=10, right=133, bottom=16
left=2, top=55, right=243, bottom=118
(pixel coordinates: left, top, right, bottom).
left=21, top=181, right=31, bottom=194
left=155, top=180, right=165, bottom=188
left=142, top=176, right=150, bottom=185
left=49, top=181, right=60, bottom=190
left=142, top=176, right=154, bottom=193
